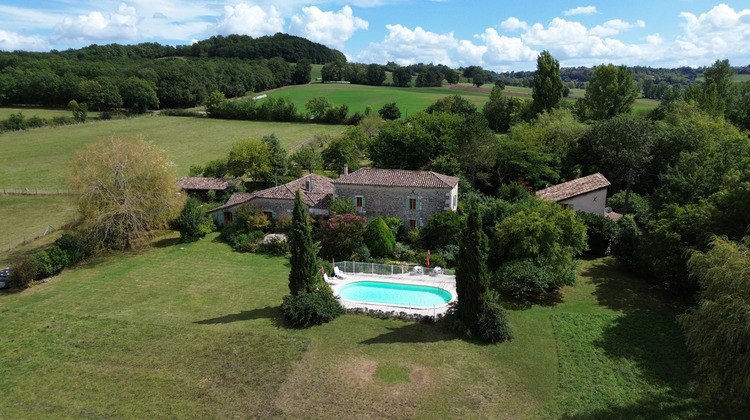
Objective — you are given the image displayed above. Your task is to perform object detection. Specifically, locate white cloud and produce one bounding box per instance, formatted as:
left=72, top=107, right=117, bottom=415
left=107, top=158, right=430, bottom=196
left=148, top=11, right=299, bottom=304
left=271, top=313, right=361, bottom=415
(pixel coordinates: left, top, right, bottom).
left=356, top=24, right=458, bottom=66
left=289, top=6, right=368, bottom=49
left=500, top=17, right=528, bottom=32
left=213, top=3, right=285, bottom=38
left=52, top=3, right=139, bottom=44
left=677, top=4, right=750, bottom=62
left=589, top=19, right=645, bottom=37
left=479, top=28, right=538, bottom=65
left=564, top=6, right=597, bottom=16
left=0, top=30, right=52, bottom=52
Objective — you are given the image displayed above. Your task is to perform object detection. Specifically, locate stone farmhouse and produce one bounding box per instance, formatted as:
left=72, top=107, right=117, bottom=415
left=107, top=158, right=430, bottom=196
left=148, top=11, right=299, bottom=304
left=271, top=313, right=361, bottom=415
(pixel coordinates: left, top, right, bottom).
left=205, top=169, right=459, bottom=228
left=177, top=177, right=241, bottom=196
left=332, top=168, right=459, bottom=229
left=207, top=174, right=333, bottom=227
left=535, top=172, right=621, bottom=220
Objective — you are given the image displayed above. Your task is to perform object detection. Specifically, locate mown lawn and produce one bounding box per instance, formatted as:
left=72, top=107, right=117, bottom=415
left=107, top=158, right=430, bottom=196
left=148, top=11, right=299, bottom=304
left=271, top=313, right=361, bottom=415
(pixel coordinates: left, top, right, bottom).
left=0, top=195, right=76, bottom=256
left=261, top=83, right=490, bottom=116
left=0, top=116, right=345, bottom=189
left=0, top=234, right=711, bottom=418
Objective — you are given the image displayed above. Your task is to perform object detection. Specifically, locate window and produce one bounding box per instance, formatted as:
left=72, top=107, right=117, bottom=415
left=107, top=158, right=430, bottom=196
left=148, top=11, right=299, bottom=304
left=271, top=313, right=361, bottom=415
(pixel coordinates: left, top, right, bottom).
left=263, top=211, right=273, bottom=219
left=223, top=212, right=233, bottom=226
left=409, top=219, right=417, bottom=229
left=409, top=198, right=417, bottom=210
left=356, top=196, right=364, bottom=208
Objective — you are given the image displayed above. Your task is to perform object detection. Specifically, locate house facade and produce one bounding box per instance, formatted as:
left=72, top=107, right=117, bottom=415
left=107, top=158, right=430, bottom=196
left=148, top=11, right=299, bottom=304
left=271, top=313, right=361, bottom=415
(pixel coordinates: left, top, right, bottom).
left=535, top=173, right=611, bottom=215
left=207, top=174, right=333, bottom=227
left=332, top=168, right=459, bottom=229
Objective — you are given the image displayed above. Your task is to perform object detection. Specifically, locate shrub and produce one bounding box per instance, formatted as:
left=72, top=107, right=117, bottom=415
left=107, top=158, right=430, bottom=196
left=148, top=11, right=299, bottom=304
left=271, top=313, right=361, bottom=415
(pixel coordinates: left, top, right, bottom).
left=8, top=258, right=36, bottom=289
left=32, top=251, right=53, bottom=279
left=612, top=215, right=641, bottom=272
left=261, top=233, right=289, bottom=255
left=577, top=212, right=618, bottom=256
left=364, top=217, right=396, bottom=257
left=175, top=197, right=215, bottom=242
left=418, top=251, right=447, bottom=269
left=351, top=243, right=371, bottom=262
left=607, top=191, right=651, bottom=227
left=54, top=233, right=90, bottom=264
left=274, top=215, right=293, bottom=235
left=421, top=211, right=463, bottom=250
left=495, top=256, right=577, bottom=300
left=328, top=197, right=355, bottom=215
left=47, top=246, right=70, bottom=274
left=439, top=244, right=459, bottom=268
left=317, top=213, right=366, bottom=259
left=220, top=224, right=264, bottom=252
left=404, top=227, right=421, bottom=246
left=477, top=291, right=513, bottom=343
left=381, top=216, right=404, bottom=241
left=281, top=287, right=344, bottom=328
left=235, top=203, right=270, bottom=232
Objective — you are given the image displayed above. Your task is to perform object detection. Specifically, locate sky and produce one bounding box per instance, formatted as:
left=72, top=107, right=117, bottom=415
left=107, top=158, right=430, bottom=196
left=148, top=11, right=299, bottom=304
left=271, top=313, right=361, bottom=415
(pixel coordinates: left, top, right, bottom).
left=1, top=1, right=749, bottom=71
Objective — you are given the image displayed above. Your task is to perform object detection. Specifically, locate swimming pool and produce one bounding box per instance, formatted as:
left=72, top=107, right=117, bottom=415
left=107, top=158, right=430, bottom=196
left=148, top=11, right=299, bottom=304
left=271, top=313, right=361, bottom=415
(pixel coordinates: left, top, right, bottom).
left=337, top=281, right=453, bottom=308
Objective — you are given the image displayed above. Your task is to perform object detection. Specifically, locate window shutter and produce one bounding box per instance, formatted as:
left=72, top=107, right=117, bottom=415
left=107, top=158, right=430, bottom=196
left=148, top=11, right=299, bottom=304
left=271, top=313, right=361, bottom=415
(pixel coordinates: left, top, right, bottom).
left=271, top=211, right=277, bottom=219
left=352, top=196, right=356, bottom=206
left=417, top=198, right=421, bottom=210
left=362, top=196, right=366, bottom=208
left=404, top=197, right=409, bottom=210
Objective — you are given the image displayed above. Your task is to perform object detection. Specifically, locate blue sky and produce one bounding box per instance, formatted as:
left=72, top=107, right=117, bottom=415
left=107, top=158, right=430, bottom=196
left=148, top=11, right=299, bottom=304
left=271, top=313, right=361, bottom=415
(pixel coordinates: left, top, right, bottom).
left=1, top=1, right=748, bottom=71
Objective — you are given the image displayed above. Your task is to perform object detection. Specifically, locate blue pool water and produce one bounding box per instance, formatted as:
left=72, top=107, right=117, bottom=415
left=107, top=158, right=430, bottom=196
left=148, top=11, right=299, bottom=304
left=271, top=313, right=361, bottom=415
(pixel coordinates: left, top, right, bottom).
left=337, top=281, right=452, bottom=307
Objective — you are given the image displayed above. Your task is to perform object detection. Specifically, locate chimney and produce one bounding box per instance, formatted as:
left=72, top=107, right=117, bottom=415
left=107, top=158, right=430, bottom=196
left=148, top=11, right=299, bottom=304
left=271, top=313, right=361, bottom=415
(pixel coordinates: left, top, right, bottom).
left=307, top=177, right=313, bottom=191
left=344, top=164, right=349, bottom=176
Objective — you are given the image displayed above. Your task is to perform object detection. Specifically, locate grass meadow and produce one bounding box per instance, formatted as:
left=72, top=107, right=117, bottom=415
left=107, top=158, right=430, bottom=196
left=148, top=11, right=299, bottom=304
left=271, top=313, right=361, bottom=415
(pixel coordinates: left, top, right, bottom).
left=0, top=107, right=102, bottom=120
left=0, top=195, right=76, bottom=256
left=262, top=83, right=491, bottom=116
left=0, top=234, right=710, bottom=418
left=0, top=115, right=346, bottom=189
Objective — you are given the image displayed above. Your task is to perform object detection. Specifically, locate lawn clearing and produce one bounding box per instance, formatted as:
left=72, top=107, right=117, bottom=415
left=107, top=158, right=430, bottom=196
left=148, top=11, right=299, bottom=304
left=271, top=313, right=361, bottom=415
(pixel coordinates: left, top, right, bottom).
left=0, top=195, right=76, bottom=256
left=0, top=116, right=345, bottom=189
left=0, top=234, right=712, bottom=418
left=261, top=83, right=490, bottom=116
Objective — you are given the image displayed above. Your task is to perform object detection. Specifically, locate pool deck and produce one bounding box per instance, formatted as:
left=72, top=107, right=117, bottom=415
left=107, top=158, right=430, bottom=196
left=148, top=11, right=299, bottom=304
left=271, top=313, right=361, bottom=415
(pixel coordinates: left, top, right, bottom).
left=327, top=271, right=457, bottom=318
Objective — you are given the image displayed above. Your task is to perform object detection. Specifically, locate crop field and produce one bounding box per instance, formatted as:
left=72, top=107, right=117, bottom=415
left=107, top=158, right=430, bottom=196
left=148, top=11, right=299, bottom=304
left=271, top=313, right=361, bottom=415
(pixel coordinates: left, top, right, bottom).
left=0, top=115, right=345, bottom=189
left=0, top=235, right=709, bottom=418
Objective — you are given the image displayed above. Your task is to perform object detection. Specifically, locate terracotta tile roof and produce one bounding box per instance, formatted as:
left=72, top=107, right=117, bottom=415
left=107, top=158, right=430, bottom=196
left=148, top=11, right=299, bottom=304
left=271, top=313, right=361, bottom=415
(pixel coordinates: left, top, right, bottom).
left=207, top=174, right=333, bottom=213
left=332, top=168, right=459, bottom=189
left=605, top=210, right=623, bottom=222
left=177, top=177, right=240, bottom=191
left=535, top=173, right=611, bottom=202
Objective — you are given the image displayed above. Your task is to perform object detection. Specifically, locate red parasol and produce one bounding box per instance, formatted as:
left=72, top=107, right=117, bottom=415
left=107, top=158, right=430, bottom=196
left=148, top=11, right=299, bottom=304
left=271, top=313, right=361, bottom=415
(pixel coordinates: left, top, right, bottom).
left=426, top=250, right=431, bottom=267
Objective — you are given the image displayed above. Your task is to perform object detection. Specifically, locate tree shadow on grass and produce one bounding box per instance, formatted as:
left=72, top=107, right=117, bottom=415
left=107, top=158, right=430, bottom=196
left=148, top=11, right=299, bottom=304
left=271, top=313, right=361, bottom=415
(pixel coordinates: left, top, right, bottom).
left=498, top=289, right=564, bottom=311
left=560, top=394, right=710, bottom=420
left=152, top=236, right=182, bottom=248
left=194, top=305, right=282, bottom=327
left=360, top=319, right=461, bottom=345
left=580, top=258, right=689, bottom=315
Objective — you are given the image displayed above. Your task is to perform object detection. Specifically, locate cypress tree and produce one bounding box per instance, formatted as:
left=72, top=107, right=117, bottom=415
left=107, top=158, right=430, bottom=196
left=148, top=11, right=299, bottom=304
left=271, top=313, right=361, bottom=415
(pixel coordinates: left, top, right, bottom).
left=288, top=190, right=317, bottom=295
left=456, top=202, right=490, bottom=332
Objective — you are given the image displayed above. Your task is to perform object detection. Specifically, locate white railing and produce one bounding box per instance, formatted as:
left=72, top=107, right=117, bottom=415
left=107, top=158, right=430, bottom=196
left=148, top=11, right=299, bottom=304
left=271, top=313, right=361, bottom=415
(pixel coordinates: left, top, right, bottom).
left=334, top=261, right=454, bottom=276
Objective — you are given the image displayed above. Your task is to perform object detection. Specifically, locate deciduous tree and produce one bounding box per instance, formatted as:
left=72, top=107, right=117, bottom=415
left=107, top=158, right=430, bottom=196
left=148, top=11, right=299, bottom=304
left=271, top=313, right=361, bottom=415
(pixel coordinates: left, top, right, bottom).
left=70, top=137, right=180, bottom=250
left=227, top=139, right=271, bottom=182
left=532, top=51, right=564, bottom=115
left=585, top=64, right=637, bottom=120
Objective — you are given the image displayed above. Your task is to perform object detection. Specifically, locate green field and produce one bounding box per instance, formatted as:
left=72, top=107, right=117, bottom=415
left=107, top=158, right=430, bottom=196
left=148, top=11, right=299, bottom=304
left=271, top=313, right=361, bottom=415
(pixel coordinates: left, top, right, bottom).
left=0, top=235, right=709, bottom=418
left=262, top=83, right=491, bottom=116
left=0, top=107, right=101, bottom=120
left=0, top=116, right=346, bottom=189
left=0, top=195, right=76, bottom=255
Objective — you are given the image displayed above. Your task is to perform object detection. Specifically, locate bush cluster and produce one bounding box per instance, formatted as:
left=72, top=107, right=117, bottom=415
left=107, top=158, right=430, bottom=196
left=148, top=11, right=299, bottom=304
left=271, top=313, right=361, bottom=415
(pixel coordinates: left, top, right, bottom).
left=577, top=212, right=618, bottom=256
left=281, top=287, right=344, bottom=328
left=7, top=233, right=91, bottom=289
left=477, top=291, right=513, bottom=343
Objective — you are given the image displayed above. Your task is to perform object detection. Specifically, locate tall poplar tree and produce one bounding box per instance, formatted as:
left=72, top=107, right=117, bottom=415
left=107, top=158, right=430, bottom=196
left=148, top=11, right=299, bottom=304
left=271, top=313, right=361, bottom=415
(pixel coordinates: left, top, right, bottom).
left=532, top=50, right=564, bottom=115
left=456, top=203, right=490, bottom=332
left=288, top=190, right=317, bottom=295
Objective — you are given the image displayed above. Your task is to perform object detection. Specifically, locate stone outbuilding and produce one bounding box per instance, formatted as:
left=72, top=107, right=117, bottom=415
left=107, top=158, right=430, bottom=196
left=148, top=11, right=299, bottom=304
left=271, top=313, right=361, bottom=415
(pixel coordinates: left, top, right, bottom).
left=332, top=168, right=459, bottom=229
left=535, top=173, right=612, bottom=215
left=176, top=177, right=241, bottom=199
left=207, top=173, right=333, bottom=227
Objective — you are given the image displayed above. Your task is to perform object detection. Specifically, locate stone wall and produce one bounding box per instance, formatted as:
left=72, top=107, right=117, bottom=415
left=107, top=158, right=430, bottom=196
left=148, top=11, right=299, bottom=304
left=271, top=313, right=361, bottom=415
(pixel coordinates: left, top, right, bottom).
left=334, top=184, right=457, bottom=227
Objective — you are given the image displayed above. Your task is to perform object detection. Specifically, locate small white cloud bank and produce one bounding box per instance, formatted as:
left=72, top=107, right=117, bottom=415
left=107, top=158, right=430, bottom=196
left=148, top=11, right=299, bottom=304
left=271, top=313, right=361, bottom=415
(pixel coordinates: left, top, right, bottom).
left=564, top=6, right=597, bottom=16
left=52, top=3, right=139, bottom=44
left=289, top=6, right=368, bottom=50
left=0, top=30, right=51, bottom=52
left=212, top=4, right=285, bottom=38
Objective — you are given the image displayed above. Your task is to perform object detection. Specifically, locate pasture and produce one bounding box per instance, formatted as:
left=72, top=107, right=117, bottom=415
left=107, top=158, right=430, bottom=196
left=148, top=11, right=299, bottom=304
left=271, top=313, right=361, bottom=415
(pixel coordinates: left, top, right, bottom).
left=0, top=116, right=346, bottom=189
left=0, top=195, right=76, bottom=256
left=0, top=234, right=709, bottom=418
left=0, top=107, right=101, bottom=120
left=262, top=83, right=491, bottom=115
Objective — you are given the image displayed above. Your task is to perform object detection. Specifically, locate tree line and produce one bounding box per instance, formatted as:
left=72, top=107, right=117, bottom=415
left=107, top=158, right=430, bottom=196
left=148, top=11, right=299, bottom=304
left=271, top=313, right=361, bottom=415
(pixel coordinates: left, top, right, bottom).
left=0, top=34, right=341, bottom=111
